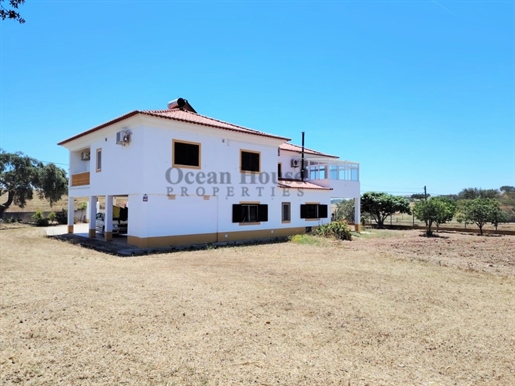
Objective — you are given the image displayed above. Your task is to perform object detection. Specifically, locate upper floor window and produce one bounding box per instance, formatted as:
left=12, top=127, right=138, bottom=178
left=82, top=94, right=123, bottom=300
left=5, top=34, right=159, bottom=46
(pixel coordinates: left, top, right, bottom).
left=173, top=140, right=201, bottom=168
left=278, top=163, right=282, bottom=179
left=96, top=148, right=102, bottom=172
left=232, top=203, right=268, bottom=224
left=240, top=150, right=260, bottom=173
left=300, top=203, right=328, bottom=219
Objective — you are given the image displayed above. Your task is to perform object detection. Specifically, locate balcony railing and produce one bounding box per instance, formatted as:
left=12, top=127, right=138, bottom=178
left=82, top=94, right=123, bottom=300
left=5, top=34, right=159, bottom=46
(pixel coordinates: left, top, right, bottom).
left=71, top=172, right=90, bottom=187
left=305, top=159, right=359, bottom=182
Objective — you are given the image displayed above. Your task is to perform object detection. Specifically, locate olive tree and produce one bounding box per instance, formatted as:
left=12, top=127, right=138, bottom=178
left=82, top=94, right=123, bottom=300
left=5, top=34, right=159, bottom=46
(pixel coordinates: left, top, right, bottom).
left=460, top=198, right=500, bottom=235
left=361, top=192, right=411, bottom=228
left=413, top=197, right=456, bottom=236
left=333, top=199, right=355, bottom=223
left=0, top=149, right=68, bottom=219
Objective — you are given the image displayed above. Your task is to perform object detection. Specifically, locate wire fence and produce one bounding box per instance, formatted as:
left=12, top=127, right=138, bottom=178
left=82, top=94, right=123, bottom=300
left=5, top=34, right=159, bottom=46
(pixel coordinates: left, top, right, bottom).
left=361, top=213, right=515, bottom=233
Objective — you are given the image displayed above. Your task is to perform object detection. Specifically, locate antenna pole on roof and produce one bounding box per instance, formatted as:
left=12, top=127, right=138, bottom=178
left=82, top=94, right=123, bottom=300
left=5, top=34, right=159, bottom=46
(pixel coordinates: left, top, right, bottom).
left=300, top=132, right=305, bottom=181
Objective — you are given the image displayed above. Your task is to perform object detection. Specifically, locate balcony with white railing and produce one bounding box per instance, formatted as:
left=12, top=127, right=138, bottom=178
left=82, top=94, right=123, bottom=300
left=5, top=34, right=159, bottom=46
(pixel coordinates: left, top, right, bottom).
left=304, top=157, right=360, bottom=198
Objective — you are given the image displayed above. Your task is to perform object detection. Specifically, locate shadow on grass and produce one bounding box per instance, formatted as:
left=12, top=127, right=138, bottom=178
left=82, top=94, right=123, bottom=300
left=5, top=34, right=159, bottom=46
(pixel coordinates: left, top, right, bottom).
left=417, top=232, right=450, bottom=239
left=49, top=233, right=291, bottom=257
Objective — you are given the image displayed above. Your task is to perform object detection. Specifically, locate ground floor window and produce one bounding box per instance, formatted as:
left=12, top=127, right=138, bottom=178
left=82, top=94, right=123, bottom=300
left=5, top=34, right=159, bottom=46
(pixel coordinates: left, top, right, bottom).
left=282, top=202, right=291, bottom=222
left=232, top=203, right=268, bottom=223
left=300, top=203, right=328, bottom=219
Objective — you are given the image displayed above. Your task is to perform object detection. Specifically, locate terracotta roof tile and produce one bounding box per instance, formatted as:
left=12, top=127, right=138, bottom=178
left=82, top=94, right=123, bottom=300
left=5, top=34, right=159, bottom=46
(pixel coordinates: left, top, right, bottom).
left=58, top=108, right=290, bottom=146
left=279, top=143, right=339, bottom=159
left=278, top=180, right=332, bottom=190
left=140, top=109, right=290, bottom=140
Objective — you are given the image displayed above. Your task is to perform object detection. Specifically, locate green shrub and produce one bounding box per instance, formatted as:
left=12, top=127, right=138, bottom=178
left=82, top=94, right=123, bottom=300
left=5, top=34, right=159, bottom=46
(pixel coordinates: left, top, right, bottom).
left=4, top=216, right=18, bottom=224
left=31, top=210, right=49, bottom=227
left=55, top=209, right=68, bottom=225
left=48, top=211, right=56, bottom=224
left=314, top=221, right=352, bottom=241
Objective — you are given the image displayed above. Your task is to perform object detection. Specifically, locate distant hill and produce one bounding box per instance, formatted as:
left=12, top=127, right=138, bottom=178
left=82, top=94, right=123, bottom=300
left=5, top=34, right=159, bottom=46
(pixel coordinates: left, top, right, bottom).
left=2, top=195, right=85, bottom=213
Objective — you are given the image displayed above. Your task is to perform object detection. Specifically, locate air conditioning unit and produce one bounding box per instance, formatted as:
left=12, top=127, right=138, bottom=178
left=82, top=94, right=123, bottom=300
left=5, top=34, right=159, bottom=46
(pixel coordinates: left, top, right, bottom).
left=80, top=151, right=90, bottom=161
left=116, top=129, right=132, bottom=146
left=291, top=158, right=301, bottom=168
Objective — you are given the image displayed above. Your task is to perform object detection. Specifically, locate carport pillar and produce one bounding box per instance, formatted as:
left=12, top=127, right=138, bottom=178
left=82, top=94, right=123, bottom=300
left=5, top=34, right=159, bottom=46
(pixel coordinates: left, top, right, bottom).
left=88, top=196, right=97, bottom=238
left=354, top=196, right=361, bottom=232
left=67, top=198, right=74, bottom=233
left=104, top=195, right=113, bottom=241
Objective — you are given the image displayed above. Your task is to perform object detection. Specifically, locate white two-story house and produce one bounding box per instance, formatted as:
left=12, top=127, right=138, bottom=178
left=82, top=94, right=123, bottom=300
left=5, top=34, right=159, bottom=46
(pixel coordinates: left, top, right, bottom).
left=58, top=98, right=360, bottom=248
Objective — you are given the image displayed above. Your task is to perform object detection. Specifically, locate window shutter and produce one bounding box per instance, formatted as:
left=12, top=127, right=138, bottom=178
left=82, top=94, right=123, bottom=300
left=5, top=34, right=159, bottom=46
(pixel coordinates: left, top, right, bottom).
left=250, top=153, right=259, bottom=172
left=241, top=151, right=260, bottom=172
left=318, top=205, right=328, bottom=218
left=282, top=203, right=290, bottom=222
left=300, top=204, right=307, bottom=219
left=232, top=204, right=242, bottom=223
left=241, top=153, right=250, bottom=171
left=257, top=204, right=268, bottom=222
left=174, top=142, right=199, bottom=167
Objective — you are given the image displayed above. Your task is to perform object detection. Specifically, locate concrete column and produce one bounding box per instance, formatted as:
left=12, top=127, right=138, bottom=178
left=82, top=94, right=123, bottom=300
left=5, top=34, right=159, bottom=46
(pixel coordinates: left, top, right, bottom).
left=354, top=196, right=361, bottom=232
left=104, top=195, right=113, bottom=241
left=88, top=196, right=97, bottom=238
left=67, top=198, right=74, bottom=233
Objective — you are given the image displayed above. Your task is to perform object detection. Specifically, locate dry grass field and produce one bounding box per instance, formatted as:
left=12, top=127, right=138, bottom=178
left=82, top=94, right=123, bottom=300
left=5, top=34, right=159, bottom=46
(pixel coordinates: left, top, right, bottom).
left=1, top=227, right=514, bottom=385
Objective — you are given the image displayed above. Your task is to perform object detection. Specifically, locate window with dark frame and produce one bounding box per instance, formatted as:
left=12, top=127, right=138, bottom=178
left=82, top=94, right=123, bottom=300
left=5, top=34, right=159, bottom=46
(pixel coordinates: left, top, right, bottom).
left=173, top=141, right=200, bottom=168
left=232, top=204, right=268, bottom=223
left=241, top=151, right=260, bottom=172
left=278, top=163, right=282, bottom=179
left=96, top=148, right=102, bottom=172
left=300, top=204, right=328, bottom=219
left=282, top=202, right=291, bottom=222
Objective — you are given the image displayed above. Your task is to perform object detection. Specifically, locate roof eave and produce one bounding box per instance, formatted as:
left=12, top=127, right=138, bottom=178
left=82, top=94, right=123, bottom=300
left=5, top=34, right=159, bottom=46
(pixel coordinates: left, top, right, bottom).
left=58, top=110, right=290, bottom=146
left=57, top=111, right=141, bottom=146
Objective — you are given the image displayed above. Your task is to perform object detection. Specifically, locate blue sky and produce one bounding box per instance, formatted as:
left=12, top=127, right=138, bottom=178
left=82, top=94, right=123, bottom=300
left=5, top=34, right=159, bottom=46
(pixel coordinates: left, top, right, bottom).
left=1, top=0, right=514, bottom=196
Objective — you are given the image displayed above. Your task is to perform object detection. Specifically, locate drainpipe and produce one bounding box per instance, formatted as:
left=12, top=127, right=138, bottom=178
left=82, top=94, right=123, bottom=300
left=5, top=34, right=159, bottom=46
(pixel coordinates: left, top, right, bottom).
left=301, top=132, right=305, bottom=181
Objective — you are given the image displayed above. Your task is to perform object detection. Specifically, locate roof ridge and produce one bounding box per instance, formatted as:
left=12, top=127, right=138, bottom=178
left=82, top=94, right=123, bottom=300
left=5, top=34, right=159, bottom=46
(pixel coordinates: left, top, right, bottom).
left=59, top=108, right=292, bottom=146
left=174, top=109, right=273, bottom=136
left=138, top=110, right=290, bottom=141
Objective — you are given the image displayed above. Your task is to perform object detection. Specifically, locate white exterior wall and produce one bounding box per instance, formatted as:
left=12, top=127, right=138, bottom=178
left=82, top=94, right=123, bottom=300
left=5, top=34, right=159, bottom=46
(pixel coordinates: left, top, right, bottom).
left=118, top=117, right=332, bottom=238
left=62, top=113, right=354, bottom=245
left=67, top=115, right=146, bottom=198
left=126, top=188, right=331, bottom=239
left=278, top=150, right=303, bottom=180
left=312, top=179, right=360, bottom=198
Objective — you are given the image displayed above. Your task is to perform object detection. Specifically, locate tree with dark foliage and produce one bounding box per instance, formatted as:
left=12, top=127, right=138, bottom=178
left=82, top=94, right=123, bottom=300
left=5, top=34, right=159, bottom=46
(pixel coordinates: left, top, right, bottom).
left=0, top=149, right=68, bottom=219
left=0, top=0, right=25, bottom=23
left=361, top=192, right=411, bottom=228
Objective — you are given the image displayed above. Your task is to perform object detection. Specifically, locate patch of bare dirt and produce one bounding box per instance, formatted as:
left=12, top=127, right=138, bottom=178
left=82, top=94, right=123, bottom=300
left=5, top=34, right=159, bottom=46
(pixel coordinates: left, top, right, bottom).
left=0, top=228, right=514, bottom=385
left=352, top=229, right=515, bottom=276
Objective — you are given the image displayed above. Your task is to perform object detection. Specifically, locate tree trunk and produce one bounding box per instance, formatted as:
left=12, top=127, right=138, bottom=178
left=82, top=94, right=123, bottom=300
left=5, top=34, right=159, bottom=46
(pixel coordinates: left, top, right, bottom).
left=0, top=191, right=14, bottom=219
left=426, top=220, right=433, bottom=237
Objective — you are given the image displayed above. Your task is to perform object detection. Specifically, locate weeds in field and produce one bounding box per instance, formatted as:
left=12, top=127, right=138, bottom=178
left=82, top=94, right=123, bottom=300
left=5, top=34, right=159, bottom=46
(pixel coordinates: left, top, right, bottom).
left=289, top=234, right=325, bottom=245
left=314, top=221, right=353, bottom=241
left=355, top=230, right=404, bottom=239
